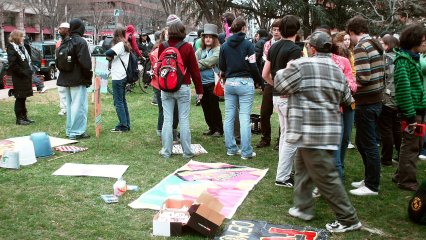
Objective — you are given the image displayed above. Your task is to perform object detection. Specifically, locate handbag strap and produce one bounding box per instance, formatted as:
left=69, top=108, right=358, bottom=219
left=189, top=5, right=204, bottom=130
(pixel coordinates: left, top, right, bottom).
left=118, top=55, right=127, bottom=72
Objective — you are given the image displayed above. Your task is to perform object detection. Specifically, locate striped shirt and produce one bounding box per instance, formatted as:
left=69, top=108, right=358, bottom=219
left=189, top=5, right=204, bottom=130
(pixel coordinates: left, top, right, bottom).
left=353, top=35, right=385, bottom=105
left=274, top=53, right=353, bottom=146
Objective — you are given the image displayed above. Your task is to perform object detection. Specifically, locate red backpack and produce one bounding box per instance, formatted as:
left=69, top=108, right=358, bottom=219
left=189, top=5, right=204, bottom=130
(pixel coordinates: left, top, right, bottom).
left=157, top=41, right=186, bottom=92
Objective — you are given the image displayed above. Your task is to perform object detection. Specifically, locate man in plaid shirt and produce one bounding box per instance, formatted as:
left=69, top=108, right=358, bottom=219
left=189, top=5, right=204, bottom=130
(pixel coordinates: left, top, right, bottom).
left=274, top=31, right=361, bottom=233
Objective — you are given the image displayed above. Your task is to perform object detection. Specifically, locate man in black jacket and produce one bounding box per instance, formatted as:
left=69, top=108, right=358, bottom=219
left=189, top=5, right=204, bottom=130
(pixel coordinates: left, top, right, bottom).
left=56, top=18, right=93, bottom=140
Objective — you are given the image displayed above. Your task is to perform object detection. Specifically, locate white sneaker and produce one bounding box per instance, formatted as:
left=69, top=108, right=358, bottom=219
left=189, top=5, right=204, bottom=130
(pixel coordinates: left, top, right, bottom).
left=241, top=152, right=256, bottom=160
left=227, top=150, right=241, bottom=156
left=288, top=207, right=314, bottom=221
left=419, top=155, right=426, bottom=161
left=347, top=143, right=355, bottom=149
left=351, top=179, right=365, bottom=188
left=326, top=220, right=362, bottom=233
left=58, top=109, right=66, bottom=116
left=312, top=187, right=321, bottom=198
left=349, top=186, right=378, bottom=196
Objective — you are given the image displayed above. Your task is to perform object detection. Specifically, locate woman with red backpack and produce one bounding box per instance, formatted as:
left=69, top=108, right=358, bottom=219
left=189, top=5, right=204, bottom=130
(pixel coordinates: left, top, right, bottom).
left=158, top=19, right=203, bottom=158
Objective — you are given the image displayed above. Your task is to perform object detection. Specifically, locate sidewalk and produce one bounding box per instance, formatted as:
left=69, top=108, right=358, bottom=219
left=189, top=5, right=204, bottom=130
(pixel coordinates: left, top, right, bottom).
left=0, top=79, right=58, bottom=100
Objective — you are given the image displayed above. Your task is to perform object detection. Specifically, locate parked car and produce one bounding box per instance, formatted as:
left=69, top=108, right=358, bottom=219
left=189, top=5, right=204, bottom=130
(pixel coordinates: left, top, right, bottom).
left=0, top=48, right=7, bottom=61
left=30, top=41, right=57, bottom=80
left=90, top=45, right=105, bottom=56
left=0, top=57, right=7, bottom=89
left=101, top=36, right=113, bottom=51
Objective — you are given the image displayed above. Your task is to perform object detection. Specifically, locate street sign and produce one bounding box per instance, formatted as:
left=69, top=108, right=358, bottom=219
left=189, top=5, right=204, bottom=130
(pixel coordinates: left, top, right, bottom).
left=113, top=9, right=122, bottom=17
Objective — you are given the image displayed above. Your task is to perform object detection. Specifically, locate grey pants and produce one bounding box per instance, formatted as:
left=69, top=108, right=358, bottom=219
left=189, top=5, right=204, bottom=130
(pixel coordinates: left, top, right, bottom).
left=293, top=148, right=359, bottom=226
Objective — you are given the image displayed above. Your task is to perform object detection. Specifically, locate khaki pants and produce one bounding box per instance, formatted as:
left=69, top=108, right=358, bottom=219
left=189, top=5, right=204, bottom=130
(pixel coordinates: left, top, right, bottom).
left=293, top=148, right=359, bottom=226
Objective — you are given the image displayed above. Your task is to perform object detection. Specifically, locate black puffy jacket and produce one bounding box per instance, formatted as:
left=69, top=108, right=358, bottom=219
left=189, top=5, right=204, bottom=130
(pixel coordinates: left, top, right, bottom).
left=57, top=19, right=93, bottom=87
left=7, top=43, right=33, bottom=98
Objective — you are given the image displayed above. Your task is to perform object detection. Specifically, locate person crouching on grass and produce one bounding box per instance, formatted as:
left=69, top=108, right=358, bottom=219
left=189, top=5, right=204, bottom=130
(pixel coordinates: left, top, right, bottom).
left=195, top=23, right=223, bottom=137
left=275, top=31, right=361, bottom=233
left=105, top=28, right=131, bottom=133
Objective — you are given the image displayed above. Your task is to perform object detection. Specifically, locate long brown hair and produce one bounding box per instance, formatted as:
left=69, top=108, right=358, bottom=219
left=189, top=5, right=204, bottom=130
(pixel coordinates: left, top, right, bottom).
left=200, top=35, right=219, bottom=49
left=112, top=27, right=131, bottom=52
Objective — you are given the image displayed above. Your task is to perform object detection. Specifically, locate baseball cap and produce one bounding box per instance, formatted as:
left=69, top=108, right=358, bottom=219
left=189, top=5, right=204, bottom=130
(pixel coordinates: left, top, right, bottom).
left=309, top=31, right=332, bottom=52
left=59, top=22, right=70, bottom=29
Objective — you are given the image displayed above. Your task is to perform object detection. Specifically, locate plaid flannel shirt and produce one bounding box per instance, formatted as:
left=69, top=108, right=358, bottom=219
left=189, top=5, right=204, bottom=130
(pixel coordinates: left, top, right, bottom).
left=274, top=53, right=353, bottom=146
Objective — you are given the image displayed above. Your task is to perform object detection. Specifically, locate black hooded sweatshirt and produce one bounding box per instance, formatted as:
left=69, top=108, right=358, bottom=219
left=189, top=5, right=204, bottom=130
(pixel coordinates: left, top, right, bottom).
left=57, top=19, right=93, bottom=87
left=219, top=32, right=263, bottom=86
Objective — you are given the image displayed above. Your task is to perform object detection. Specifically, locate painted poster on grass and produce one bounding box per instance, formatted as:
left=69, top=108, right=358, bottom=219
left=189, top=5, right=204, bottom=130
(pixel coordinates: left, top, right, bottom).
left=128, top=160, right=268, bottom=218
left=215, top=220, right=329, bottom=240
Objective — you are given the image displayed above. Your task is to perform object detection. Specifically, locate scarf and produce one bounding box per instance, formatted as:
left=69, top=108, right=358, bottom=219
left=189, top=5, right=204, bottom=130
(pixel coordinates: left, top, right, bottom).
left=11, top=42, right=32, bottom=68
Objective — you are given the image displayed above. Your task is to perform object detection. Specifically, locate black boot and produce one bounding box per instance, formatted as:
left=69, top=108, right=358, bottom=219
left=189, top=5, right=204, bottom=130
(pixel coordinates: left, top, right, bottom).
left=16, top=118, right=31, bottom=125
left=23, top=110, right=35, bottom=123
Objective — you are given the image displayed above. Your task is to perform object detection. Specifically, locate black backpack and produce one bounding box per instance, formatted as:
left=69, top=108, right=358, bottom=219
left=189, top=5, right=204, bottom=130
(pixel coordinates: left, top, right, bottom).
left=119, top=52, right=139, bottom=84
left=408, top=180, right=426, bottom=225
left=56, top=37, right=75, bottom=72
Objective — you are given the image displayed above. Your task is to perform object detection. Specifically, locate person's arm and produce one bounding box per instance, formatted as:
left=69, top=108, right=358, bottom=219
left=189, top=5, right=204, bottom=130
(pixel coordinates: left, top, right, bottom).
left=185, top=44, right=203, bottom=96
left=246, top=42, right=263, bottom=87
left=75, top=40, right=93, bottom=83
left=198, top=47, right=220, bottom=71
left=219, top=46, right=226, bottom=78
left=340, top=71, right=354, bottom=107
left=353, top=44, right=371, bottom=85
left=274, top=60, right=301, bottom=95
left=130, top=35, right=142, bottom=58
left=394, top=59, right=416, bottom=123
left=262, top=59, right=273, bottom=86
left=342, top=57, right=357, bottom=93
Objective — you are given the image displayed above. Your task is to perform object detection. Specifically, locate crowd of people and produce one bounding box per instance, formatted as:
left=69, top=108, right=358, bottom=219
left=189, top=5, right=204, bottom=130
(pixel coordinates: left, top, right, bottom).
left=6, top=12, right=426, bottom=232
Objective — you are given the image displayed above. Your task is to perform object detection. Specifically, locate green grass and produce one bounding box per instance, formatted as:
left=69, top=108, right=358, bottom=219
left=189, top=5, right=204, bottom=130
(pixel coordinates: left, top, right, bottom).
left=0, top=87, right=425, bottom=240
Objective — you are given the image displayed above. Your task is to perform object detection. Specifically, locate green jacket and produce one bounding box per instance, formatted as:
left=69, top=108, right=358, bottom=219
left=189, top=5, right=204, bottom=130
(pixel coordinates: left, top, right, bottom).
left=195, top=46, right=220, bottom=71
left=394, top=49, right=426, bottom=123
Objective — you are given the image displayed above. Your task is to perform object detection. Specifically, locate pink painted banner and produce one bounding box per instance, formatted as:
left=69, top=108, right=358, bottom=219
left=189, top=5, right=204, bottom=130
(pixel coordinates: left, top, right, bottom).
left=129, top=160, right=268, bottom=218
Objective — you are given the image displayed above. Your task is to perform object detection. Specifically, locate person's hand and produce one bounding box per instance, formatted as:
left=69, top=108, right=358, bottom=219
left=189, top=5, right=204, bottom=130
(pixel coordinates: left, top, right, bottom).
left=197, top=94, right=203, bottom=101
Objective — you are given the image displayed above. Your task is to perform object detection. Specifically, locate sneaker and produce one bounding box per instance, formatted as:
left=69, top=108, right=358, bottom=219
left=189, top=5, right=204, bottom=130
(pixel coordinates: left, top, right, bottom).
left=351, top=180, right=365, bottom=188
left=38, top=87, right=47, bottom=93
left=227, top=150, right=241, bottom=156
left=349, top=186, right=378, bottom=196
left=111, top=128, right=123, bottom=133
left=151, top=101, right=158, bottom=106
left=288, top=207, right=314, bottom=221
left=275, top=178, right=294, bottom=188
left=312, top=187, right=321, bottom=198
left=256, top=140, right=270, bottom=148
left=347, top=143, right=355, bottom=149
left=58, top=109, right=66, bottom=116
left=419, top=155, right=426, bottom=161
left=203, top=130, right=215, bottom=136
left=241, top=152, right=256, bottom=160
left=69, top=133, right=90, bottom=140
left=326, top=220, right=362, bottom=233
left=211, top=131, right=223, bottom=137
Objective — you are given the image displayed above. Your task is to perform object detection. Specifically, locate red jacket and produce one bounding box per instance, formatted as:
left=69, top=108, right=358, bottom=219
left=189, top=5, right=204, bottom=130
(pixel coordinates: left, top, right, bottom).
left=125, top=25, right=142, bottom=58
left=158, top=39, right=203, bottom=94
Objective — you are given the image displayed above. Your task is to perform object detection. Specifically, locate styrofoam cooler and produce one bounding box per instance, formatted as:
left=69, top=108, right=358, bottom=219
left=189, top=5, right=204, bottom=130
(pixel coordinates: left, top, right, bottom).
left=30, top=132, right=53, bottom=158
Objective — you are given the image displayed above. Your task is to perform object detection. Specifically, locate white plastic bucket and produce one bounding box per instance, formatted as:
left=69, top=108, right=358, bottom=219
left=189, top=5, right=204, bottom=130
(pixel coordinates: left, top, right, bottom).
left=15, top=138, right=37, bottom=166
left=0, top=151, right=20, bottom=169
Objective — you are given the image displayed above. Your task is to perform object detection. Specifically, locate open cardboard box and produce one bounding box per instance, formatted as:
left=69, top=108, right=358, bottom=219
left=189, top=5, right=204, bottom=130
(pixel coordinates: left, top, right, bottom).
left=152, top=199, right=193, bottom=237
left=186, top=192, right=225, bottom=237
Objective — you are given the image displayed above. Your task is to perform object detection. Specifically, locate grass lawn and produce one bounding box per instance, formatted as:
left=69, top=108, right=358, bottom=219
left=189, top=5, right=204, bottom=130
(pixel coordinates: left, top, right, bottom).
left=0, top=86, right=425, bottom=240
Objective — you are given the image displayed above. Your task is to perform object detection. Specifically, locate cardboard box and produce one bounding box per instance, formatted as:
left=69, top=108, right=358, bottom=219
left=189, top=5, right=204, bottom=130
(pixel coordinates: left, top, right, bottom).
left=186, top=192, right=225, bottom=237
left=152, top=199, right=193, bottom=237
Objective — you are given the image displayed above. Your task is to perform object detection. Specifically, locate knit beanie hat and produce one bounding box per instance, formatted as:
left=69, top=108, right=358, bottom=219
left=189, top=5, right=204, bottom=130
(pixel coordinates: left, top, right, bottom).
left=166, top=14, right=181, bottom=26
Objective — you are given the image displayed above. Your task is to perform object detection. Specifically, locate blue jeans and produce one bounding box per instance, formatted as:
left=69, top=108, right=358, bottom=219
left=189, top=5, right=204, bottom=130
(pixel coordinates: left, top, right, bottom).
left=334, top=106, right=354, bottom=180
left=355, top=103, right=382, bottom=192
left=65, top=85, right=88, bottom=138
left=224, top=77, right=255, bottom=158
left=420, top=135, right=426, bottom=156
left=154, top=88, right=178, bottom=136
left=112, top=79, right=130, bottom=131
left=160, top=85, right=192, bottom=158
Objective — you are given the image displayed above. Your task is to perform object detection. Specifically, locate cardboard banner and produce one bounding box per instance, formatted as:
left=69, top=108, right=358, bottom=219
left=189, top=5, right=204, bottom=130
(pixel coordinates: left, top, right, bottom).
left=52, top=163, right=128, bottom=178
left=88, top=57, right=109, bottom=93
left=128, top=160, right=268, bottom=218
left=215, top=220, right=329, bottom=240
